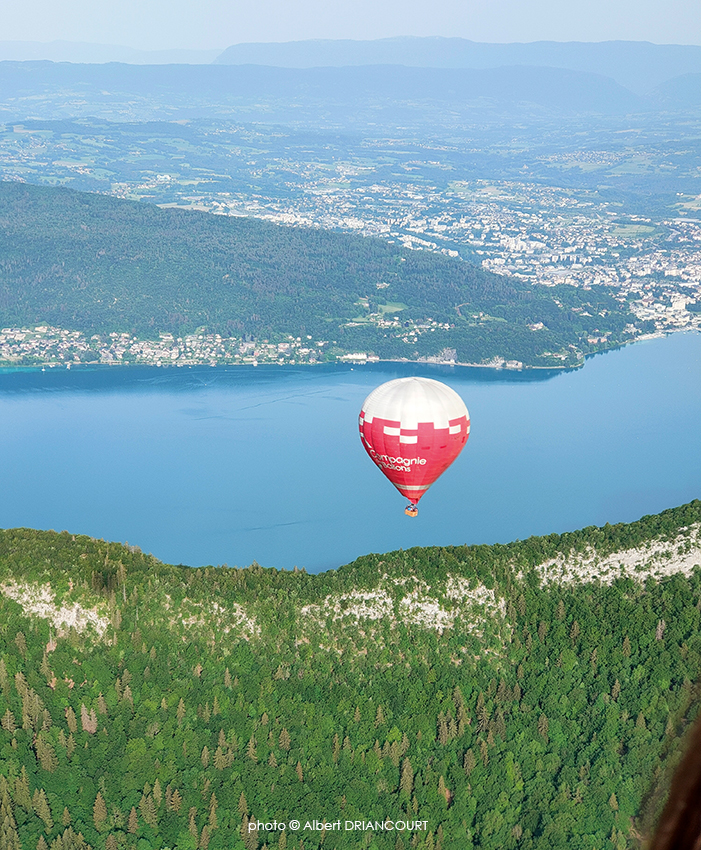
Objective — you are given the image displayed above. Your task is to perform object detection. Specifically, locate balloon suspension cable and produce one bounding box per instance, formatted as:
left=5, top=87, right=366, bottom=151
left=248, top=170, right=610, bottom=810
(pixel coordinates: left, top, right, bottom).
left=405, top=504, right=419, bottom=518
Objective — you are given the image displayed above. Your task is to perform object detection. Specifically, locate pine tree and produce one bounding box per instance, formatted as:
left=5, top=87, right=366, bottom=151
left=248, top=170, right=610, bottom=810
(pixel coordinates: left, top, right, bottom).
left=153, top=779, right=162, bottom=807
left=170, top=790, right=183, bottom=814
left=238, top=793, right=248, bottom=819
left=200, top=826, right=210, bottom=850
left=279, top=729, right=290, bottom=751
left=0, top=776, right=21, bottom=850
left=128, top=807, right=139, bottom=834
left=62, top=809, right=71, bottom=827
left=208, top=794, right=218, bottom=831
left=214, top=746, right=226, bottom=770
left=246, top=734, right=258, bottom=762
left=241, top=816, right=258, bottom=850
left=177, top=698, right=186, bottom=724
left=463, top=749, right=476, bottom=775
left=14, top=768, right=31, bottom=811
left=36, top=733, right=58, bottom=772
left=14, top=632, right=27, bottom=657
left=400, top=759, right=414, bottom=796
left=201, top=745, right=210, bottom=768
left=0, top=659, right=8, bottom=695
left=32, top=789, right=54, bottom=831
left=65, top=707, right=77, bottom=734
left=438, top=776, right=451, bottom=806
left=139, top=794, right=157, bottom=829
left=1, top=709, right=15, bottom=734
left=188, top=808, right=198, bottom=841
left=296, top=761, right=304, bottom=782
left=93, top=793, right=107, bottom=831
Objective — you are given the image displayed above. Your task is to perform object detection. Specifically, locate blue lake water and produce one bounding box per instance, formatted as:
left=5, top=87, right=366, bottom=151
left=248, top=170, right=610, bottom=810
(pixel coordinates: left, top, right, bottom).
left=0, top=331, right=699, bottom=573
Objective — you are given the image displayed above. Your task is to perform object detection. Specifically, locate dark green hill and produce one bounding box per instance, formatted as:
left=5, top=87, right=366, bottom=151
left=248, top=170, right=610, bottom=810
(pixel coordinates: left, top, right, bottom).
left=1, top=500, right=700, bottom=849
left=0, top=182, right=639, bottom=367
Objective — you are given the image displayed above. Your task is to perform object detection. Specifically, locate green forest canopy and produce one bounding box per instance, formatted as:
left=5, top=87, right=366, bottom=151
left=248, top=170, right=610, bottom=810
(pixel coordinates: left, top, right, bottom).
left=1, top=499, right=700, bottom=849
left=0, top=182, right=642, bottom=367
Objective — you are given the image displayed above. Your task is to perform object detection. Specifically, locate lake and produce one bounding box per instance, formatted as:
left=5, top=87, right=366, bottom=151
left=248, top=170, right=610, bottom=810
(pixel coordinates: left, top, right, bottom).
left=0, top=331, right=699, bottom=573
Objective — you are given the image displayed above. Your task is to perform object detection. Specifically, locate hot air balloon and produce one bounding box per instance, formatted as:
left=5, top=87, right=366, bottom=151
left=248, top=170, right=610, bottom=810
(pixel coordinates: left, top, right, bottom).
left=359, top=377, right=470, bottom=517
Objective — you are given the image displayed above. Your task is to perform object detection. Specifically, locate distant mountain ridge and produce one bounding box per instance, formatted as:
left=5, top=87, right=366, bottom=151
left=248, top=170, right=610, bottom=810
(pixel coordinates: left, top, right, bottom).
left=2, top=37, right=701, bottom=95
left=0, top=40, right=221, bottom=65
left=215, top=37, right=701, bottom=94
left=0, top=60, right=644, bottom=119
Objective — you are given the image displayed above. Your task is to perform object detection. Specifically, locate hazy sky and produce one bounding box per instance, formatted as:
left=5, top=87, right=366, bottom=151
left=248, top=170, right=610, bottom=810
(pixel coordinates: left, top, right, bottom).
left=3, top=0, right=701, bottom=51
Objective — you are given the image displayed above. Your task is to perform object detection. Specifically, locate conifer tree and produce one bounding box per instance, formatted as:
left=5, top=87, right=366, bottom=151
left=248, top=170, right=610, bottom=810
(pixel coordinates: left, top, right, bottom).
left=127, top=808, right=138, bottom=834
left=65, top=707, right=77, bottom=734
left=139, top=794, right=157, bottom=829
left=0, top=776, right=21, bottom=850
left=93, top=794, right=107, bottom=831
left=169, top=791, right=182, bottom=814
left=1, top=709, right=15, bottom=734
left=188, top=808, right=198, bottom=840
left=32, top=789, right=53, bottom=831
left=14, top=768, right=31, bottom=811
left=208, top=794, right=218, bottom=831
left=400, top=759, right=414, bottom=797
left=200, top=826, right=210, bottom=850
left=246, top=735, right=258, bottom=762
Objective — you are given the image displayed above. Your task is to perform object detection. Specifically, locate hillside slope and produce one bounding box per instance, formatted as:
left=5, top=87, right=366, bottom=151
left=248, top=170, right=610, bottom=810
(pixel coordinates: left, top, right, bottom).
left=0, top=182, right=639, bottom=367
left=1, top=500, right=700, bottom=848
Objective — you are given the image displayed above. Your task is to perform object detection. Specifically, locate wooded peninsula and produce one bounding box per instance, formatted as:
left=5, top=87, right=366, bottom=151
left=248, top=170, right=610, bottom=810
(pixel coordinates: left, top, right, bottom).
left=0, top=182, right=648, bottom=369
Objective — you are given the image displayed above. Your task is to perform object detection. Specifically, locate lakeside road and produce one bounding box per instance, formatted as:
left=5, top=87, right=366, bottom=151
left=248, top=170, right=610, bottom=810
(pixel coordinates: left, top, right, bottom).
left=0, top=325, right=695, bottom=372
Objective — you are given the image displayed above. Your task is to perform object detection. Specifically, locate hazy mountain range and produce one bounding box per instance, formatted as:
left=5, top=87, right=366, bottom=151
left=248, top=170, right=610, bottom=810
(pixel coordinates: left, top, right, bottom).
left=2, top=37, right=701, bottom=94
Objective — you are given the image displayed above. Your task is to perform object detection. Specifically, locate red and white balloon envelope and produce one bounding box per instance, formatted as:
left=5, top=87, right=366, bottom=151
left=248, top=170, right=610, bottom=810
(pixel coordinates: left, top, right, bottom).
left=359, top=377, right=470, bottom=517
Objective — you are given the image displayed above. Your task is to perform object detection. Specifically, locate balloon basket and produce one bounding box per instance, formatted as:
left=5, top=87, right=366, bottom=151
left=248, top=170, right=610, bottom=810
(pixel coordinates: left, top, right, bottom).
left=404, top=506, right=419, bottom=518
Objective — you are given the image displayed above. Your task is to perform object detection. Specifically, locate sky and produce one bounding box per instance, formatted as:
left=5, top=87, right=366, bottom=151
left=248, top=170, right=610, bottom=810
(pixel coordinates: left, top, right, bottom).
left=2, top=0, right=700, bottom=51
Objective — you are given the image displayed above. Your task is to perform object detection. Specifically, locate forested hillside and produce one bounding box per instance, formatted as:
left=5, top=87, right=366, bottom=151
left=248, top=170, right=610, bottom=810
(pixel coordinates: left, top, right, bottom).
left=0, top=182, right=641, bottom=367
left=1, top=501, right=701, bottom=849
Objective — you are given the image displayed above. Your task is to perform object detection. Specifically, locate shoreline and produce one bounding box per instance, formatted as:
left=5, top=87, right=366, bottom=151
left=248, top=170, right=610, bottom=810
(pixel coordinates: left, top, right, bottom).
left=0, top=328, right=691, bottom=377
